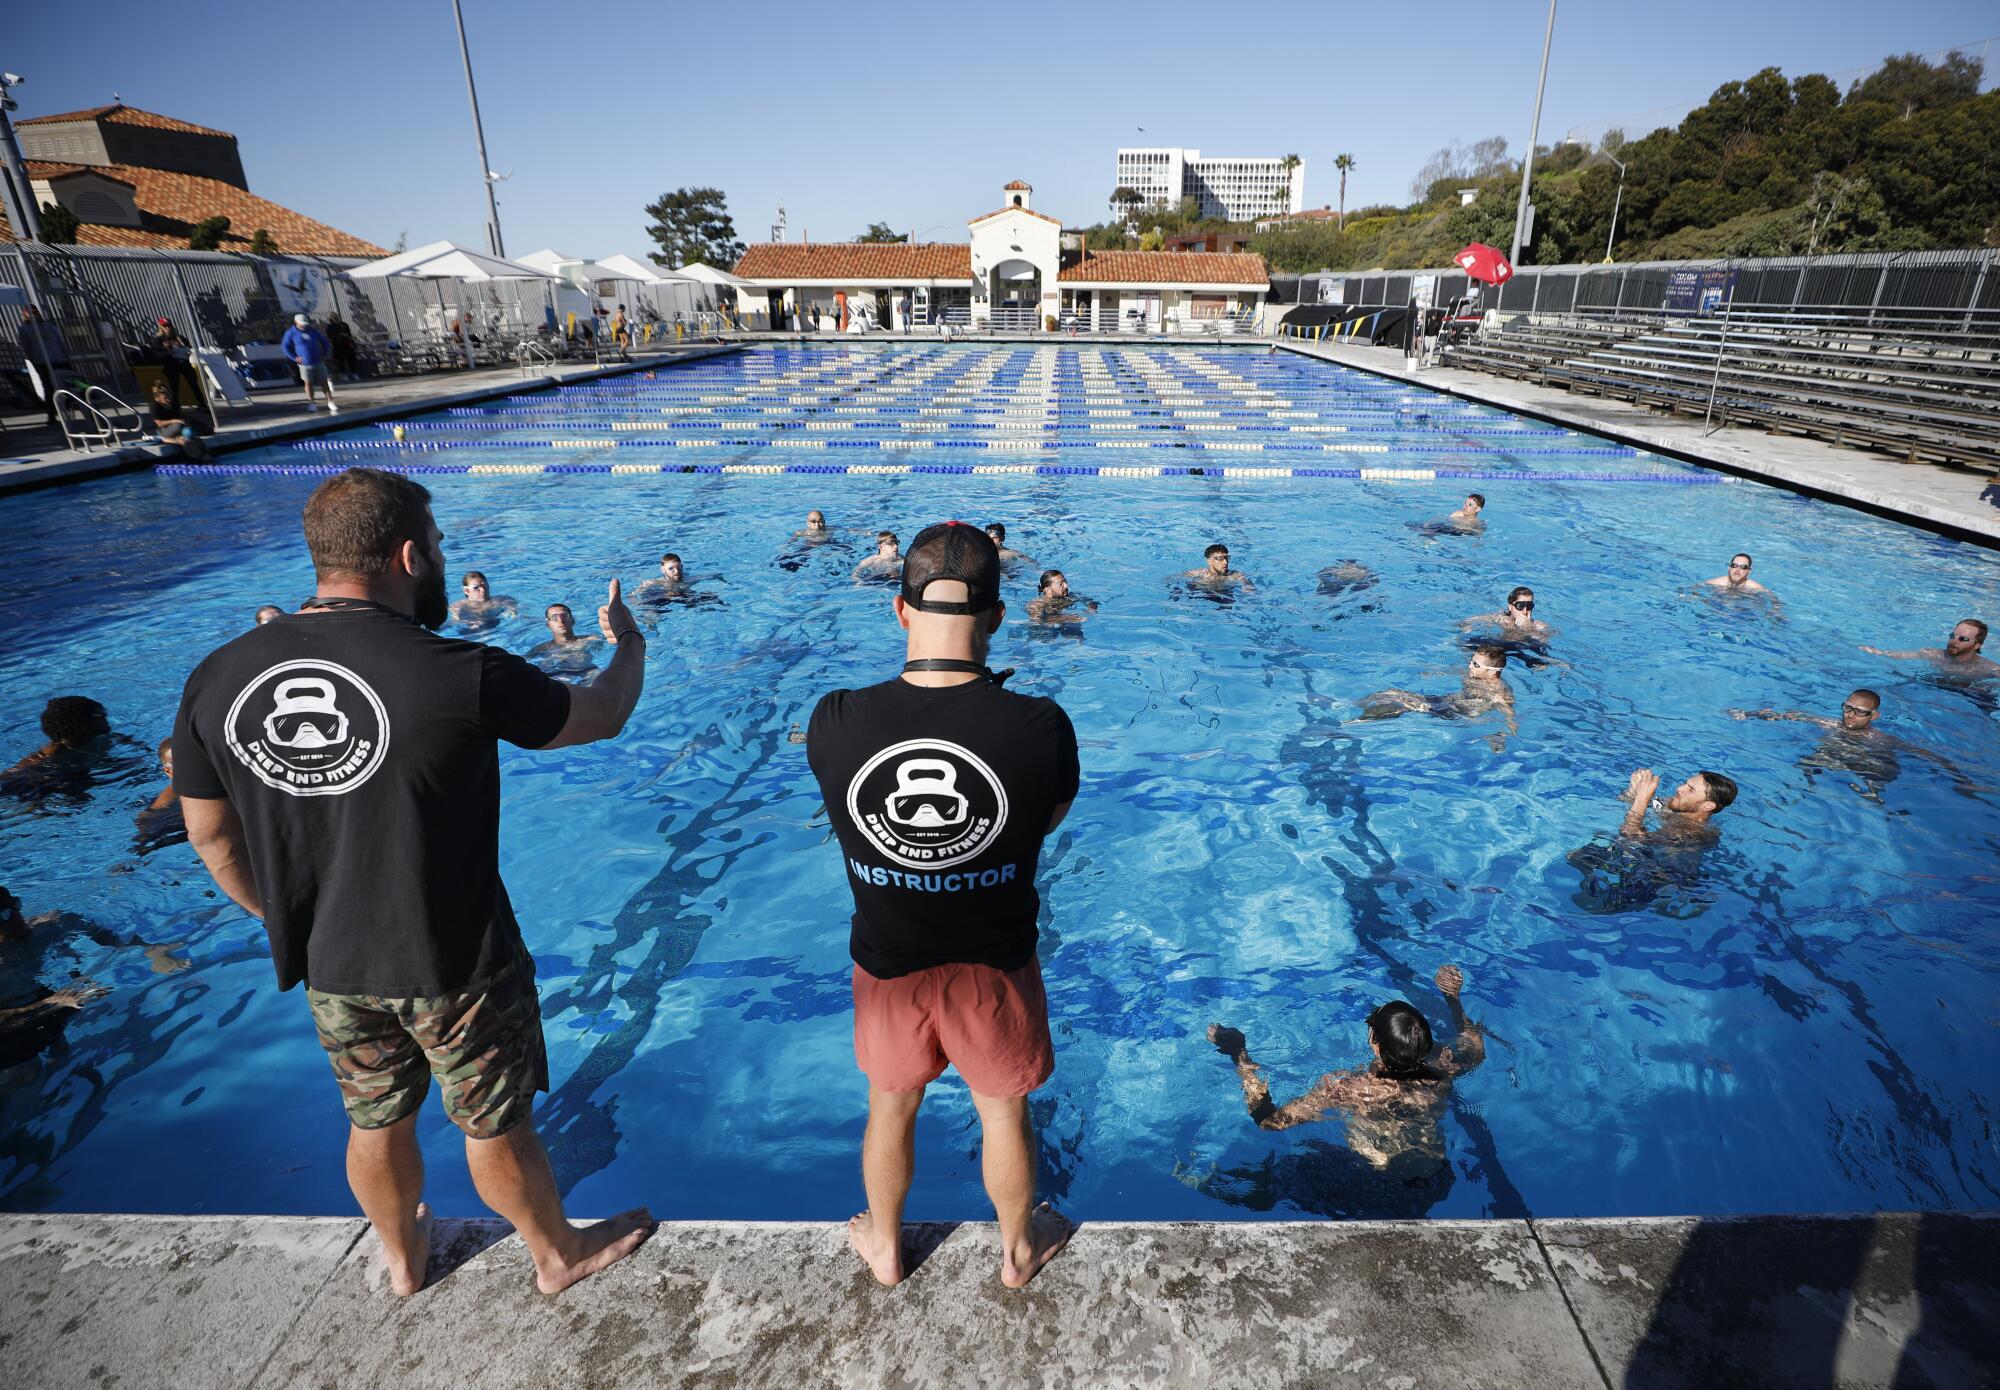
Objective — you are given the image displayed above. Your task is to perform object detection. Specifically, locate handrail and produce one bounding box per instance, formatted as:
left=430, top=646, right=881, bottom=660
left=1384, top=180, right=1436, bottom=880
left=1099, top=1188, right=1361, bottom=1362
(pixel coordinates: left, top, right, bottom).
left=51, top=388, right=125, bottom=453
left=515, top=339, right=558, bottom=376
left=84, top=384, right=146, bottom=438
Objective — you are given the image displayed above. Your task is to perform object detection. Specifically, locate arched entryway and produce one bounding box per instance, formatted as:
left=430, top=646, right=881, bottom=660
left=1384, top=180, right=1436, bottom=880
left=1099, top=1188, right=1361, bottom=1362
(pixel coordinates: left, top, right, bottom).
left=990, top=258, right=1042, bottom=331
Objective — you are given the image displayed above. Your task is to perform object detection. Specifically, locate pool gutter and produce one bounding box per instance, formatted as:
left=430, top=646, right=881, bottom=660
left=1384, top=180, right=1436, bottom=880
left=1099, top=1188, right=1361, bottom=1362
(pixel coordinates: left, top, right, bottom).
left=0, top=1209, right=1990, bottom=1387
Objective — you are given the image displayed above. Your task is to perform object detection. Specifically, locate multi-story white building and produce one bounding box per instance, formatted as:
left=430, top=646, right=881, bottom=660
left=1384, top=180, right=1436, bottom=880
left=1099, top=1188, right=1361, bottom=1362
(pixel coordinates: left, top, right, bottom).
left=1114, top=148, right=1306, bottom=223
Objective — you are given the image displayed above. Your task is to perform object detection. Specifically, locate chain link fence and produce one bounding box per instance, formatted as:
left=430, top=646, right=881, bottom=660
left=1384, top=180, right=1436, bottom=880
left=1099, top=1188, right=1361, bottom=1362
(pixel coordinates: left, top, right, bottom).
left=1275, top=248, right=2000, bottom=344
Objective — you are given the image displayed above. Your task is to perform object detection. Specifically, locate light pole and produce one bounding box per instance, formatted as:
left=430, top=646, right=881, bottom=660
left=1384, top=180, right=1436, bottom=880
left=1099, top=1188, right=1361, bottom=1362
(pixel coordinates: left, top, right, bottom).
left=0, top=72, right=43, bottom=245
left=450, top=0, right=506, bottom=257
left=1565, top=139, right=1627, bottom=262
left=1508, top=0, right=1558, bottom=270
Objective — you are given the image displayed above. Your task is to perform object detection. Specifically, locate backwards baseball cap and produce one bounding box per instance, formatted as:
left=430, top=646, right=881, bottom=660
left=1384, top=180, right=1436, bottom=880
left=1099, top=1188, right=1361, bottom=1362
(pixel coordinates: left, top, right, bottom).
left=900, top=521, right=1000, bottom=615
left=156, top=317, right=171, bottom=326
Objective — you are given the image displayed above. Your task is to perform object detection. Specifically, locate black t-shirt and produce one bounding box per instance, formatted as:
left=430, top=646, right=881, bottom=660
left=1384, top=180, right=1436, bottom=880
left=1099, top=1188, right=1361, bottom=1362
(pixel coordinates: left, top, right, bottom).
left=172, top=601, right=571, bottom=996
left=808, top=676, right=1079, bottom=979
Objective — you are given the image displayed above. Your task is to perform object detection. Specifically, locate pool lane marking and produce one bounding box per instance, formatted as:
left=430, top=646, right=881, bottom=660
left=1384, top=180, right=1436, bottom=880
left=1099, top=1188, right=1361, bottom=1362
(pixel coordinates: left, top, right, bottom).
left=160, top=461, right=1721, bottom=483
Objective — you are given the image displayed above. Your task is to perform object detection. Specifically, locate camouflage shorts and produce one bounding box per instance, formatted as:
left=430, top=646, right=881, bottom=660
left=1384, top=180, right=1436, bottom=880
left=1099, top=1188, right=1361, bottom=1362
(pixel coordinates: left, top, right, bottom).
left=306, top=961, right=547, bottom=1140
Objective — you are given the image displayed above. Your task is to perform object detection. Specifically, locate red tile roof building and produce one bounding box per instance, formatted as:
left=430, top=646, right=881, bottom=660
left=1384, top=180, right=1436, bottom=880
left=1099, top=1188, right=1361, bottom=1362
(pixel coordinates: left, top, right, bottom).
left=5, top=104, right=384, bottom=256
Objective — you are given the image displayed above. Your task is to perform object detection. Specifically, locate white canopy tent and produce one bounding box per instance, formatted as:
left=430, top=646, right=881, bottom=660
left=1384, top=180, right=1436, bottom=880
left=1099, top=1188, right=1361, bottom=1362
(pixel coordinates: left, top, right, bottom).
left=340, top=241, right=561, bottom=362
left=671, top=262, right=753, bottom=312
left=345, top=240, right=558, bottom=283
left=513, top=250, right=702, bottom=328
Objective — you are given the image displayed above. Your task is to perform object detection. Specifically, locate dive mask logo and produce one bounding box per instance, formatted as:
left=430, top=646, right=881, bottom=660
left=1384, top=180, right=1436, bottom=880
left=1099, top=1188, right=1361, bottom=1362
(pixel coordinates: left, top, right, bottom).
left=847, top=739, right=1007, bottom=869
left=224, top=660, right=389, bottom=797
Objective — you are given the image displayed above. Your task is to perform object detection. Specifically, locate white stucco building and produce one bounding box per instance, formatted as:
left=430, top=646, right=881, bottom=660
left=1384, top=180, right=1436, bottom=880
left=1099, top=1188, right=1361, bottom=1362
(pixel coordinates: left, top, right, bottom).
left=1115, top=148, right=1306, bottom=223
left=732, top=180, right=1269, bottom=333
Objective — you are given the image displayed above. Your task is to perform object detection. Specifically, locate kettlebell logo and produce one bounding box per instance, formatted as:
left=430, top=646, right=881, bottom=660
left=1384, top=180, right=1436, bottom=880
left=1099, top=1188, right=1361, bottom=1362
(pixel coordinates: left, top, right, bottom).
left=847, top=739, right=1007, bottom=869
left=225, top=660, right=389, bottom=797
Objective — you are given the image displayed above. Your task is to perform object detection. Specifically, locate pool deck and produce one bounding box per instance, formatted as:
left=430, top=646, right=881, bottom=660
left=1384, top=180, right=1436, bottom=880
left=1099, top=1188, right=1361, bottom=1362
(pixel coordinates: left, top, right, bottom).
left=1, top=1210, right=1991, bottom=1388
left=1278, top=338, right=2000, bottom=548
left=0, top=344, right=740, bottom=496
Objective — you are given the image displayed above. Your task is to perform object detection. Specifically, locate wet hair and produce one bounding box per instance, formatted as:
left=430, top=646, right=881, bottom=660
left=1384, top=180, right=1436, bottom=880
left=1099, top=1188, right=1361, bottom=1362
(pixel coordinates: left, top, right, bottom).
left=1472, top=644, right=1507, bottom=668
left=302, top=468, right=433, bottom=580
left=1850, top=688, right=1881, bottom=710
left=877, top=531, right=898, bottom=547
left=660, top=552, right=681, bottom=565
left=1204, top=543, right=1229, bottom=559
left=1367, top=1001, right=1434, bottom=1076
left=1696, top=770, right=1738, bottom=811
left=1507, top=585, right=1534, bottom=605
left=985, top=522, right=1006, bottom=541
left=1959, top=619, right=1988, bottom=645
left=1038, top=569, right=1064, bottom=593
left=546, top=603, right=573, bottom=619
left=40, top=696, right=109, bottom=747
left=1466, top=493, right=1485, bottom=508
left=1731, top=552, right=1752, bottom=567
left=462, top=570, right=487, bottom=586
left=158, top=735, right=172, bottom=756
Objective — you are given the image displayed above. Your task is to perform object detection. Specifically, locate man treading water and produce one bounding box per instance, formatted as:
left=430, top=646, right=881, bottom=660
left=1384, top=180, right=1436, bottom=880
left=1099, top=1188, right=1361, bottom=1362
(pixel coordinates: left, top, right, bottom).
left=1703, top=551, right=1774, bottom=598
left=985, top=522, right=1032, bottom=570
left=1027, top=569, right=1095, bottom=625
left=1358, top=645, right=1518, bottom=749
left=1731, top=689, right=1970, bottom=801
left=1861, top=619, right=1998, bottom=684
left=1183, top=543, right=1253, bottom=594
left=1410, top=494, right=1485, bottom=539
left=1207, top=965, right=1485, bottom=1183
left=1568, top=767, right=1738, bottom=913
left=528, top=603, right=606, bottom=681
left=852, top=531, right=903, bottom=583
left=450, top=571, right=519, bottom=633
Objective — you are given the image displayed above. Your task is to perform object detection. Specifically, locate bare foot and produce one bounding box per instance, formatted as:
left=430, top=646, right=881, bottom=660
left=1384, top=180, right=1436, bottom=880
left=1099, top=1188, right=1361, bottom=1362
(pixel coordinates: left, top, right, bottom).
left=534, top=1207, right=654, bottom=1296
left=1000, top=1203, right=1071, bottom=1289
left=847, top=1210, right=904, bottom=1287
left=379, top=1202, right=433, bottom=1297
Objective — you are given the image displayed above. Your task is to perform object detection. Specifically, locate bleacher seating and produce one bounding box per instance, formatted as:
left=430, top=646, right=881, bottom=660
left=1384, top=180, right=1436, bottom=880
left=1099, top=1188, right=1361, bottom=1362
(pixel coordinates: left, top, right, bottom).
left=1440, top=307, right=2000, bottom=475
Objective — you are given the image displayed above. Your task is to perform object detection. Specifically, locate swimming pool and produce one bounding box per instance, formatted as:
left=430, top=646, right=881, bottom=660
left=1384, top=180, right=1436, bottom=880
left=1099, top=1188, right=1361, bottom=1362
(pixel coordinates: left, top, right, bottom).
left=2, top=344, right=1996, bottom=1222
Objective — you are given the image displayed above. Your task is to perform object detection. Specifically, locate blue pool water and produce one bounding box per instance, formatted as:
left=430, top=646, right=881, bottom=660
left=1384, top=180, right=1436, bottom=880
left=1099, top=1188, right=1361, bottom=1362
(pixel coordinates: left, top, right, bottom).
left=2, top=344, right=1996, bottom=1222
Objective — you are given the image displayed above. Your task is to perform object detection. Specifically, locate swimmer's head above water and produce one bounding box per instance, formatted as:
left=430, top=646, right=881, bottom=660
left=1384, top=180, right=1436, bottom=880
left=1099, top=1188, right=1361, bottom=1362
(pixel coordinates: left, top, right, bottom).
left=1947, top=619, right=1987, bottom=659
left=1667, top=770, right=1737, bottom=817
left=985, top=522, right=1006, bottom=546
left=461, top=571, right=489, bottom=601
left=875, top=531, right=900, bottom=559
left=658, top=553, right=683, bottom=583
left=805, top=510, right=827, bottom=533
left=39, top=696, right=110, bottom=751
left=1203, top=543, right=1231, bottom=576
left=545, top=603, right=576, bottom=641
left=1841, top=689, right=1882, bottom=731
left=1468, top=646, right=1506, bottom=679
left=1459, top=493, right=1485, bottom=516
left=1037, top=569, right=1068, bottom=599
left=1366, top=1000, right=1434, bottom=1077
left=254, top=605, right=284, bottom=626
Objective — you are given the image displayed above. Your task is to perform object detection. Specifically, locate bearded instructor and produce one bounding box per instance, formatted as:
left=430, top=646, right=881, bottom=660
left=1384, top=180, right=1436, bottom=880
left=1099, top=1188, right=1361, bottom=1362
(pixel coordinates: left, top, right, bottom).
left=808, top=520, right=1079, bottom=1289
left=171, top=467, right=652, bottom=1297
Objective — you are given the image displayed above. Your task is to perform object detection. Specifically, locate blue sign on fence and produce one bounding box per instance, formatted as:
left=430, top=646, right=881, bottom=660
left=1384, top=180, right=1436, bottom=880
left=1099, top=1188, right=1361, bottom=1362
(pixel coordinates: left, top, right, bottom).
left=1664, top=269, right=1739, bottom=315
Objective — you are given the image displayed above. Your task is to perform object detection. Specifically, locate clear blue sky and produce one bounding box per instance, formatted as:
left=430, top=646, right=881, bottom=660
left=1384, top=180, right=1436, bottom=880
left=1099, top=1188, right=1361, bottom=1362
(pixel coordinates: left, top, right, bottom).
left=10, top=0, right=1995, bottom=259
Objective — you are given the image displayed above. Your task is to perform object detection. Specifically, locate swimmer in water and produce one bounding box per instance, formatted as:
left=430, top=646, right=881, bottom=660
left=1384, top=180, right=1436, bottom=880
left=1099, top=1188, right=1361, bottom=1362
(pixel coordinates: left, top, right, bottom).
left=637, top=553, right=688, bottom=602
left=1566, top=767, right=1737, bottom=913
left=1731, top=689, right=1973, bottom=801
left=527, top=603, right=606, bottom=680
left=135, top=735, right=185, bottom=851
left=450, top=571, right=519, bottom=632
left=1448, top=494, right=1485, bottom=532
left=1702, top=551, right=1772, bottom=596
left=1184, top=543, right=1254, bottom=592
left=796, top=510, right=831, bottom=543
left=254, top=604, right=284, bottom=626
left=852, top=531, right=903, bottom=582
left=1459, top=585, right=1551, bottom=641
left=1861, top=619, right=1998, bottom=682
left=1358, top=645, right=1517, bottom=749
left=1206, top=965, right=1485, bottom=1182
left=985, top=522, right=1033, bottom=569
left=1316, top=561, right=1378, bottom=598
left=1, top=696, right=139, bottom=804
left=1027, top=569, right=1096, bottom=624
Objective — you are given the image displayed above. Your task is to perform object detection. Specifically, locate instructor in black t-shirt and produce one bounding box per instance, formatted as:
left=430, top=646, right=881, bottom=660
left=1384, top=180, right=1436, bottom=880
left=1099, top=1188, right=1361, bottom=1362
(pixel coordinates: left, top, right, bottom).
left=808, top=521, right=1079, bottom=1289
left=173, top=467, right=653, bottom=1297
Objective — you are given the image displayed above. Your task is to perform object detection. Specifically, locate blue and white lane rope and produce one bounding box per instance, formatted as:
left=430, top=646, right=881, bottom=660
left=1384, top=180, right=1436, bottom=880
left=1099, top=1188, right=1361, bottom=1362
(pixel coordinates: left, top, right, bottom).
left=157, top=460, right=1721, bottom=482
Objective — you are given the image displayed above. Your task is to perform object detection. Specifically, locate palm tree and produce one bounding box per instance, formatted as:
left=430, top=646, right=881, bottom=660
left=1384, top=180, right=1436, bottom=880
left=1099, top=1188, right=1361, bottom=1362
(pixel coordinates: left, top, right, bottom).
left=1277, top=153, right=1301, bottom=224
left=1334, top=154, right=1356, bottom=230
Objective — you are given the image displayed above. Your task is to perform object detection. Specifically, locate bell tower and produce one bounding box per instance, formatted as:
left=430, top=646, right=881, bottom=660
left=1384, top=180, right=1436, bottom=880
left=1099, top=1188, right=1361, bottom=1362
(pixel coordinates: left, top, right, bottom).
left=1001, top=180, right=1032, bottom=211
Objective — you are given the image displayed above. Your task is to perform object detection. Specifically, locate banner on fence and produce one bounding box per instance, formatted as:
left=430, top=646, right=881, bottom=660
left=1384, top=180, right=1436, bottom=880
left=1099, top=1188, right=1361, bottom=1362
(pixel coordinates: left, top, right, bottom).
left=1663, top=268, right=1738, bottom=315
left=270, top=261, right=329, bottom=317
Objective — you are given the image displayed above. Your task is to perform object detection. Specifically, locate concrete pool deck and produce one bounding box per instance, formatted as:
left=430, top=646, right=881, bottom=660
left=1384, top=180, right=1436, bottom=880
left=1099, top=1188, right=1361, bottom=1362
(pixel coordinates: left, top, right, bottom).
left=1278, top=338, right=2000, bottom=548
left=1, top=1210, right=1992, bottom=1388
left=0, top=344, right=740, bottom=496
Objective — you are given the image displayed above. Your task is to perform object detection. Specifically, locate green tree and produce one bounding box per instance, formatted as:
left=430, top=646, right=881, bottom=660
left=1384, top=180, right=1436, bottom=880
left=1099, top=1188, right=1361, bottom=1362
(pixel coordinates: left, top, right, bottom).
left=1138, top=227, right=1165, bottom=251
left=247, top=228, right=278, bottom=256
left=643, top=187, right=745, bottom=270
left=1849, top=51, right=1983, bottom=118
left=1277, top=154, right=1301, bottom=221
left=1334, top=154, right=1356, bottom=228
left=37, top=202, right=79, bottom=244
left=188, top=215, right=231, bottom=251
left=856, top=222, right=907, bottom=243
left=1109, top=185, right=1144, bottom=225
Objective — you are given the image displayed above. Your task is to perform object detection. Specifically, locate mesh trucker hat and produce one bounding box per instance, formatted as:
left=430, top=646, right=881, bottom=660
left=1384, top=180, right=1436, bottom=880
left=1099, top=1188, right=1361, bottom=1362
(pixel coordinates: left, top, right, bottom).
left=901, top=521, right=1001, bottom=615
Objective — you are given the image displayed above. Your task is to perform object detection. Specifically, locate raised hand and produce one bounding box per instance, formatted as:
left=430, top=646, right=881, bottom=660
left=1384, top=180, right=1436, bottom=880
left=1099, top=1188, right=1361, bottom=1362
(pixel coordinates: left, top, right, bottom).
left=1626, top=768, right=1660, bottom=805
left=599, top=578, right=637, bottom=644
left=1207, top=1023, right=1249, bottom=1059
left=1435, top=964, right=1464, bottom=998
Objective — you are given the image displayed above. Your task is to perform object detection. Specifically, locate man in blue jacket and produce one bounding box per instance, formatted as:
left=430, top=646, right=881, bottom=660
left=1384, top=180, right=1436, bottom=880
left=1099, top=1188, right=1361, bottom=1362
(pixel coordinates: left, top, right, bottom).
left=281, top=313, right=338, bottom=413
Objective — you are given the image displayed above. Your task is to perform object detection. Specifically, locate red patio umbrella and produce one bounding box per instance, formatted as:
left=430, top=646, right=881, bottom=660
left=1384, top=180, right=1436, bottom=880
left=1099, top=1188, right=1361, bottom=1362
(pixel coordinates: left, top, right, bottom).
left=1453, top=243, right=1514, bottom=285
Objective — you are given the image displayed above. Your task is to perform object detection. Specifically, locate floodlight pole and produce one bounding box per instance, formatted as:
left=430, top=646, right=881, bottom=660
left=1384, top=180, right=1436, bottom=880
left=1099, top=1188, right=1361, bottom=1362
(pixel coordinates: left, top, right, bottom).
left=450, top=0, right=506, bottom=257
left=0, top=73, right=44, bottom=244
left=1509, top=0, right=1558, bottom=270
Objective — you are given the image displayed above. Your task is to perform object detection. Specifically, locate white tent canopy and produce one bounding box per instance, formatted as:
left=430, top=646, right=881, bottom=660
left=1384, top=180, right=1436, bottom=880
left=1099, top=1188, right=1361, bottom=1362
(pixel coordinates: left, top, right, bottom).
left=346, top=240, right=558, bottom=282
left=596, top=253, right=690, bottom=285
left=673, top=262, right=754, bottom=290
